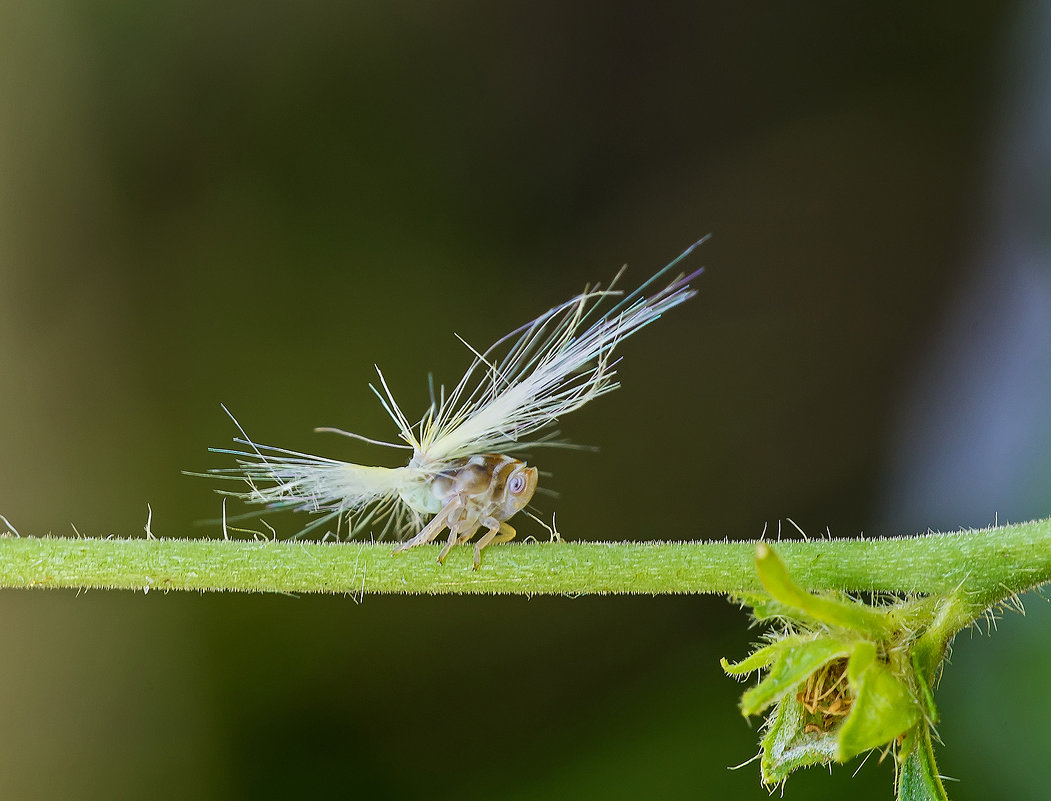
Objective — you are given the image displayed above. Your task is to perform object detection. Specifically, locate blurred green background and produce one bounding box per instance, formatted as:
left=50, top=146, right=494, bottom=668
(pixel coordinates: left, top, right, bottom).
left=2, top=2, right=1050, bottom=799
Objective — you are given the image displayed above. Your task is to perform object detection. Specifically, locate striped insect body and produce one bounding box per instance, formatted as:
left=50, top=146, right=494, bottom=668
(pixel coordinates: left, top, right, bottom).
left=395, top=454, right=538, bottom=568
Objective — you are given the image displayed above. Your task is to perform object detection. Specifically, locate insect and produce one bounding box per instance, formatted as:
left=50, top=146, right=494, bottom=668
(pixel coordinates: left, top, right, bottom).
left=210, top=238, right=706, bottom=568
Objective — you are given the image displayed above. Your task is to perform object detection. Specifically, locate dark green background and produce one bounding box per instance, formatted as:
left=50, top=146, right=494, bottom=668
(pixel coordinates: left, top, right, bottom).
left=2, top=2, right=1048, bottom=799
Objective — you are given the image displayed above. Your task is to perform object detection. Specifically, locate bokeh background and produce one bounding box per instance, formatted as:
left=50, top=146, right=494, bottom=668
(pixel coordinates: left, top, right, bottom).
left=2, top=2, right=1050, bottom=799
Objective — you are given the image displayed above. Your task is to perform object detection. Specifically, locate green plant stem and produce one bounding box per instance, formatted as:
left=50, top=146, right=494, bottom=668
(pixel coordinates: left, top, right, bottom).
left=898, top=717, right=950, bottom=801
left=0, top=518, right=1048, bottom=598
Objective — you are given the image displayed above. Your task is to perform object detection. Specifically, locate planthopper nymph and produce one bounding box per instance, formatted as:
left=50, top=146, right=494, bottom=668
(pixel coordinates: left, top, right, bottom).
left=209, top=238, right=706, bottom=568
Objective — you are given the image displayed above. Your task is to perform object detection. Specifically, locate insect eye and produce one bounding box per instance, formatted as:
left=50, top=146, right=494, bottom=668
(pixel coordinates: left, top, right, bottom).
left=509, top=474, right=527, bottom=494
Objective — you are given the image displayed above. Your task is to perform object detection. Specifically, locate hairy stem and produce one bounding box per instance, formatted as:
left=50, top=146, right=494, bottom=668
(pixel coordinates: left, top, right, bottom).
left=0, top=518, right=1048, bottom=598
left=898, top=718, right=950, bottom=801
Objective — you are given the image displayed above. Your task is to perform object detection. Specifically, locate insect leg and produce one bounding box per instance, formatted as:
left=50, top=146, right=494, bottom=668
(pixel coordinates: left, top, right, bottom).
left=471, top=520, right=518, bottom=570
left=439, top=511, right=483, bottom=564
left=495, top=521, right=517, bottom=544
left=392, top=499, right=458, bottom=554
left=436, top=528, right=458, bottom=564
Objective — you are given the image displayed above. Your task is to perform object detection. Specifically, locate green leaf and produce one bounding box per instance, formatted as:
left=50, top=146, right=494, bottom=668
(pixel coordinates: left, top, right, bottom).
left=760, top=695, right=838, bottom=784
left=837, top=641, right=921, bottom=761
left=720, top=641, right=780, bottom=676
left=721, top=631, right=819, bottom=676
left=754, top=543, right=893, bottom=637
left=738, top=636, right=854, bottom=716
left=733, top=591, right=828, bottom=628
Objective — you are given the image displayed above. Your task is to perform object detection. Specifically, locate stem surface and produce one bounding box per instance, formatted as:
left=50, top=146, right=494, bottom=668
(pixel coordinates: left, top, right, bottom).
left=0, top=518, right=1048, bottom=597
